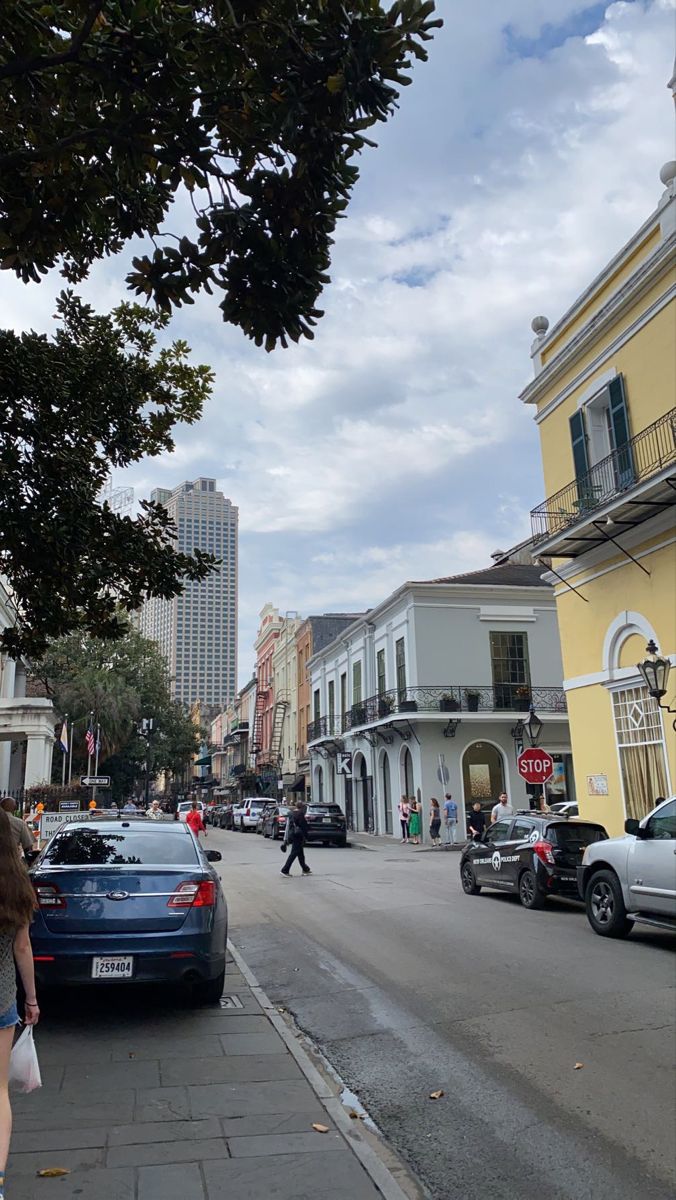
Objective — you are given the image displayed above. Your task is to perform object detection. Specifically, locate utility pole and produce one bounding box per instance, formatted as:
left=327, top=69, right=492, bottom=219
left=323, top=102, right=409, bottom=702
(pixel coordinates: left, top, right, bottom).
left=141, top=718, right=154, bottom=808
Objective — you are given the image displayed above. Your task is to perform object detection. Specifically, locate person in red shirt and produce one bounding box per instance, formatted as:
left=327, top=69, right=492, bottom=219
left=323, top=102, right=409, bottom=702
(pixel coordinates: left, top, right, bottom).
left=185, top=801, right=206, bottom=839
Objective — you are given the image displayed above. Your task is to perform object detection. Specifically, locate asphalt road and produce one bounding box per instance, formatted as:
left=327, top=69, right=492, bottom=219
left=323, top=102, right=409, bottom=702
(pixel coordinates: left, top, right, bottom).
left=212, top=826, right=676, bottom=1200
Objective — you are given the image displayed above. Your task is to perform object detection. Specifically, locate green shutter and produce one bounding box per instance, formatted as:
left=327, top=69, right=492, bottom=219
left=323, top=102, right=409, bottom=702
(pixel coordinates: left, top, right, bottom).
left=569, top=409, right=589, bottom=479
left=608, top=376, right=634, bottom=487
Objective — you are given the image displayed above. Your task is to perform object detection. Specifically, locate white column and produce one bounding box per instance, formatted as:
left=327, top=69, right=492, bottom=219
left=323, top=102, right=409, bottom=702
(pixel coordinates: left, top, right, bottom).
left=0, top=742, right=10, bottom=792
left=24, top=736, right=52, bottom=789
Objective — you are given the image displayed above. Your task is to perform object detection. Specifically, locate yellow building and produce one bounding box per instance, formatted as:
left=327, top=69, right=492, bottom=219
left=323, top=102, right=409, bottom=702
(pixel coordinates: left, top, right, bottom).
left=521, top=157, right=676, bottom=836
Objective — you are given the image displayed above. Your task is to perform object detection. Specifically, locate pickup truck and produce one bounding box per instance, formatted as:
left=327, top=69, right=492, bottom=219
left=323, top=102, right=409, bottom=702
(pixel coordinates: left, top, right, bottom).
left=578, top=796, right=676, bottom=937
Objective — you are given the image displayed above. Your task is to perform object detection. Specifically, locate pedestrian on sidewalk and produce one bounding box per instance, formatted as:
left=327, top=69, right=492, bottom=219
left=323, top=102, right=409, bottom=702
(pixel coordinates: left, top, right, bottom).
left=398, top=796, right=410, bottom=843
left=491, top=792, right=513, bottom=823
left=442, top=793, right=458, bottom=846
left=0, top=799, right=33, bottom=859
left=281, top=803, right=311, bottom=876
left=468, top=802, right=486, bottom=842
left=0, top=809, right=40, bottom=1200
left=408, top=797, right=421, bottom=845
left=429, top=798, right=442, bottom=846
left=186, top=800, right=206, bottom=839
left=148, top=800, right=162, bottom=821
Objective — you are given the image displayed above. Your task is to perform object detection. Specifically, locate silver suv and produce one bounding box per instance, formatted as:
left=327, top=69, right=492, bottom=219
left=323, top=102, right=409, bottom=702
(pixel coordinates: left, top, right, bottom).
left=578, top=796, right=676, bottom=937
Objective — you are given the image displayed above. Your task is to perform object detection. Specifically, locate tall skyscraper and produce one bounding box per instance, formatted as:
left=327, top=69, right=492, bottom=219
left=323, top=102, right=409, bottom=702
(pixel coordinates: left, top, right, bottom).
left=140, top=478, right=238, bottom=708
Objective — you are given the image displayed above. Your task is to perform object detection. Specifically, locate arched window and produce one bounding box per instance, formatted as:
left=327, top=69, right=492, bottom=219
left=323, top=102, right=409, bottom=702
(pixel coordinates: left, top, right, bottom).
left=402, top=747, right=414, bottom=797
left=315, top=764, right=324, bottom=804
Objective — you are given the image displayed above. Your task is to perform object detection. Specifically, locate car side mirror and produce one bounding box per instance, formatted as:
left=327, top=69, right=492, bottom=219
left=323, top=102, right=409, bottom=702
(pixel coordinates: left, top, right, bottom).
left=624, top=818, right=640, bottom=836
left=24, top=849, right=39, bottom=865
left=205, top=849, right=222, bottom=863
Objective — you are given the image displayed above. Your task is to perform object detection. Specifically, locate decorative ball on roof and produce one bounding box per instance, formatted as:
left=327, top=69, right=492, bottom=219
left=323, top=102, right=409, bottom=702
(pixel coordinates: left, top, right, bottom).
left=659, top=161, right=676, bottom=186
left=531, top=315, right=549, bottom=336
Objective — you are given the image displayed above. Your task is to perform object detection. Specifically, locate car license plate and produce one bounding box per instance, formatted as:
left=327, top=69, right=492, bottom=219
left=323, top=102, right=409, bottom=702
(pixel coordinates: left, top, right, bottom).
left=91, top=956, right=134, bottom=979
left=323, top=817, right=332, bottom=824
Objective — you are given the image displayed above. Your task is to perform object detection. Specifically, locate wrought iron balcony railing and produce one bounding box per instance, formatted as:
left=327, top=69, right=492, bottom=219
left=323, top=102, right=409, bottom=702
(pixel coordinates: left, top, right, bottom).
left=307, top=685, right=566, bottom=741
left=531, top=407, right=676, bottom=544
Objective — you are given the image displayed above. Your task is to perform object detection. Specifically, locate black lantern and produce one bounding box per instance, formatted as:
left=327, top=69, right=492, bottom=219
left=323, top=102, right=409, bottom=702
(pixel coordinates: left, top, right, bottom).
left=524, top=707, right=543, bottom=747
left=637, top=640, right=671, bottom=700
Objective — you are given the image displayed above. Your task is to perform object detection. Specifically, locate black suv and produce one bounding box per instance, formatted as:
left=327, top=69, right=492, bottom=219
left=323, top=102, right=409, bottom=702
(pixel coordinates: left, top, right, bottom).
left=460, top=811, right=608, bottom=909
left=304, top=803, right=347, bottom=847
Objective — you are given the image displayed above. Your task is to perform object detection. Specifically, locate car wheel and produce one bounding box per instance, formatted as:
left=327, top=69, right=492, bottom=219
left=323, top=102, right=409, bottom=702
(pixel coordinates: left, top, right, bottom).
left=193, top=967, right=226, bottom=1005
left=585, top=870, right=633, bottom=938
left=519, top=869, right=546, bottom=909
left=336, top=837, right=347, bottom=848
left=461, top=862, right=481, bottom=895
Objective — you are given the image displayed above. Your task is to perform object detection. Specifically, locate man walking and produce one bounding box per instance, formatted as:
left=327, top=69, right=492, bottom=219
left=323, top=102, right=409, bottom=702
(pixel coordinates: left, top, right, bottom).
left=281, top=803, right=311, bottom=877
left=0, top=796, right=34, bottom=857
left=491, top=792, right=514, bottom=824
left=442, top=793, right=458, bottom=846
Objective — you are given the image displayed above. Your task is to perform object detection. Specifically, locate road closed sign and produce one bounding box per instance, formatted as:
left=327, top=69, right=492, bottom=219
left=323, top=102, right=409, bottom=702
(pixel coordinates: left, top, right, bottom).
left=517, top=748, right=554, bottom=786
left=40, top=810, right=90, bottom=843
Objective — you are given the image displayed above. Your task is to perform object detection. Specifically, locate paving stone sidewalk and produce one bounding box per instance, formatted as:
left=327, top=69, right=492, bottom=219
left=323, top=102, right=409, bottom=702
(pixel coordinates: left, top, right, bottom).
left=8, top=952, right=402, bottom=1200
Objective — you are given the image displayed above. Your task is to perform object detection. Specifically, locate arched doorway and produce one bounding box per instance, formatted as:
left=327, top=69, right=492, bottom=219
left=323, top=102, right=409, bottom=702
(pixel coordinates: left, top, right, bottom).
left=381, top=753, right=393, bottom=835
left=314, top=763, right=324, bottom=804
left=462, top=741, right=505, bottom=818
left=401, top=746, right=414, bottom=798
left=354, top=752, right=374, bottom=833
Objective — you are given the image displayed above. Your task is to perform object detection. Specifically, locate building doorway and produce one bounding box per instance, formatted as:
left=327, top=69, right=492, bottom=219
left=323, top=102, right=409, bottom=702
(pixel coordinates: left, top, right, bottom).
left=462, top=741, right=505, bottom=817
left=344, top=777, right=354, bottom=831
left=401, top=746, right=414, bottom=798
left=382, top=754, right=393, bottom=835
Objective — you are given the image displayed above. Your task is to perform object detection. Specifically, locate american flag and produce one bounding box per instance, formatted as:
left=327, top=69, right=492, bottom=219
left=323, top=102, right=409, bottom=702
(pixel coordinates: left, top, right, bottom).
left=85, top=720, right=96, bottom=757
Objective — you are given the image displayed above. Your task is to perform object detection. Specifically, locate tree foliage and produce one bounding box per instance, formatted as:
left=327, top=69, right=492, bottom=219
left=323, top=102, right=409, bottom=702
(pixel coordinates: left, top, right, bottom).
left=0, top=1, right=440, bottom=350
left=39, top=620, right=200, bottom=800
left=0, top=293, right=215, bottom=658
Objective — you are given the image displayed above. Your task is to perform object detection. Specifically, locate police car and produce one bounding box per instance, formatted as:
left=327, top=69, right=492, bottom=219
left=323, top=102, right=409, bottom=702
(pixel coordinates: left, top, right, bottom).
left=460, top=811, right=608, bottom=909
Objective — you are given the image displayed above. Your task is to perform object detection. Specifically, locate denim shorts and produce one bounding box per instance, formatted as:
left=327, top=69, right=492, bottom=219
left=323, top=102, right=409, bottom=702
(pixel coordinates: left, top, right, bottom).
left=0, top=1002, right=19, bottom=1029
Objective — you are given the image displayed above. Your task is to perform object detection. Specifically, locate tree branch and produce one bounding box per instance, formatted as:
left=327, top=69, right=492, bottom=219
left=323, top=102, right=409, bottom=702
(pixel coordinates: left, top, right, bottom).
left=0, top=3, right=103, bottom=81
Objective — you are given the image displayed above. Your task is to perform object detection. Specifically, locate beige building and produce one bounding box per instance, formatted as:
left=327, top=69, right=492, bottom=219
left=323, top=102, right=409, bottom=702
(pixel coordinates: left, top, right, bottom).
left=271, top=612, right=303, bottom=783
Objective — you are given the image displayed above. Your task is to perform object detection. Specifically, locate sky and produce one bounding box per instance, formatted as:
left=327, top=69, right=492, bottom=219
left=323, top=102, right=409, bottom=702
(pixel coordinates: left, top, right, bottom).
left=2, top=0, right=675, bottom=686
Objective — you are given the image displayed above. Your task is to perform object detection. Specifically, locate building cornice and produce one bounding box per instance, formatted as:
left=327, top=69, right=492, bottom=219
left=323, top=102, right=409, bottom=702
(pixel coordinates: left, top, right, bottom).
left=521, top=234, right=675, bottom=410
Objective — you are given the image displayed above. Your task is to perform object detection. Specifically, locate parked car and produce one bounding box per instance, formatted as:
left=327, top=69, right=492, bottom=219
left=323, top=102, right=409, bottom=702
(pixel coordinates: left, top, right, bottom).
left=203, top=804, right=219, bottom=827
left=550, top=801, right=579, bottom=817
left=218, top=804, right=234, bottom=831
left=29, top=818, right=227, bottom=1003
left=256, top=803, right=276, bottom=834
left=234, top=797, right=268, bottom=831
left=460, top=810, right=608, bottom=909
left=177, top=800, right=206, bottom=825
left=262, top=804, right=292, bottom=840
left=304, top=803, right=347, bottom=847
left=578, top=795, right=676, bottom=938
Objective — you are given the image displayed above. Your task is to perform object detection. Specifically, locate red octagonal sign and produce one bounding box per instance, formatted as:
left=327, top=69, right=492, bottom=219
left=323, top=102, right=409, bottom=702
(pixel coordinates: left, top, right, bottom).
left=517, top=747, right=554, bottom=785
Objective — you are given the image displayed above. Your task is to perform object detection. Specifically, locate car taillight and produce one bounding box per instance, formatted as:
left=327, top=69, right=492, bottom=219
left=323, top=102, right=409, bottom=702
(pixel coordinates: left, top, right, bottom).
left=276, top=816, right=286, bottom=824
left=168, top=880, right=216, bottom=908
left=35, top=884, right=66, bottom=909
left=533, top=840, right=555, bottom=865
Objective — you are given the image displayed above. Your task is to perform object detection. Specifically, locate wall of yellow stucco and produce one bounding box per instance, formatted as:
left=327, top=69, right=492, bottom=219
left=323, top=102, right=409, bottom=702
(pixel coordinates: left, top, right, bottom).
left=557, top=537, right=676, bottom=835
left=536, top=287, right=676, bottom=500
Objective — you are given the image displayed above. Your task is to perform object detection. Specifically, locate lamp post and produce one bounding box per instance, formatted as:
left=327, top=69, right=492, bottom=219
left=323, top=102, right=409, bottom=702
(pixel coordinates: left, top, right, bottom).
left=140, top=718, right=155, bottom=807
left=637, top=641, right=676, bottom=731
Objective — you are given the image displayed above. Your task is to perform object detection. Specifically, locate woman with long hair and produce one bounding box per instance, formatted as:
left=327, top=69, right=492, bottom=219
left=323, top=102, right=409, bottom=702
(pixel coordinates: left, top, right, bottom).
left=0, top=808, right=39, bottom=1200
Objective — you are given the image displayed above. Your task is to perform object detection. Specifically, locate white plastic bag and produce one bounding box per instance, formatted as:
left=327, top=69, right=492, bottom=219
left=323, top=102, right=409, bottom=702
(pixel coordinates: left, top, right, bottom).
left=8, top=1025, right=42, bottom=1093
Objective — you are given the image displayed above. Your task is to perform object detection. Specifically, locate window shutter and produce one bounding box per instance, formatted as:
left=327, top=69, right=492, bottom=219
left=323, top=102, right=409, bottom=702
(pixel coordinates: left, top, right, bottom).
left=569, top=409, right=589, bottom=480
left=608, top=376, right=634, bottom=487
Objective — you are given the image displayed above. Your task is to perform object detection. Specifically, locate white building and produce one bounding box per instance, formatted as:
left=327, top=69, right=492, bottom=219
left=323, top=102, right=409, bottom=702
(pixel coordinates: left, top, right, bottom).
left=0, top=579, right=55, bottom=795
left=307, top=559, right=572, bottom=837
left=140, top=478, right=238, bottom=709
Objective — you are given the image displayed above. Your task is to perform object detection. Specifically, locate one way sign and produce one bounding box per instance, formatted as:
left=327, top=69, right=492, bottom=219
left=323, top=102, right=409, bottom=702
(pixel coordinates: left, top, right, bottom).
left=336, top=752, right=352, bottom=776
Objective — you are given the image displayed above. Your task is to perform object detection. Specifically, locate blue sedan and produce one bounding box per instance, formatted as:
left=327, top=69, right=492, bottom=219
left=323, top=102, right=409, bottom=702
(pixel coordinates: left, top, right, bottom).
left=29, top=817, right=227, bottom=1004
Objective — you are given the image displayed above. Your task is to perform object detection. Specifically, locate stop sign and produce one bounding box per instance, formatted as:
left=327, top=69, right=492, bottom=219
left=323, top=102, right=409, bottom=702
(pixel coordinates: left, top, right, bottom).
left=517, top=747, right=554, bottom=785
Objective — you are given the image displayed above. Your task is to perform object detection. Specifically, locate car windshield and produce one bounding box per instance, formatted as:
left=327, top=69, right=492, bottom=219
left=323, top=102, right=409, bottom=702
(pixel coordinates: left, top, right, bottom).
left=548, top=823, right=607, bottom=847
left=42, top=828, right=199, bottom=866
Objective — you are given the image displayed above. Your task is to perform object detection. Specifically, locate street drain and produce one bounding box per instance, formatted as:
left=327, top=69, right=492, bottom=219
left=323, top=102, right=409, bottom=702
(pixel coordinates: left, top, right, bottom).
left=219, top=994, right=244, bottom=1009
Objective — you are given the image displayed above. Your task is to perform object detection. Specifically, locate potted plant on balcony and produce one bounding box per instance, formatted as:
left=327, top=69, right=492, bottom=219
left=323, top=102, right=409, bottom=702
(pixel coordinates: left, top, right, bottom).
left=515, top=684, right=532, bottom=707
left=378, top=695, right=394, bottom=718
left=465, top=689, right=481, bottom=712
left=351, top=703, right=367, bottom=726
left=439, top=692, right=459, bottom=712
left=399, top=696, right=418, bottom=713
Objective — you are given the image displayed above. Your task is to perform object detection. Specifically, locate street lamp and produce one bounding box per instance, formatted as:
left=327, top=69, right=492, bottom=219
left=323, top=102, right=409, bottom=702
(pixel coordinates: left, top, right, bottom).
left=637, top=641, right=675, bottom=730
left=524, top=707, right=543, bottom=747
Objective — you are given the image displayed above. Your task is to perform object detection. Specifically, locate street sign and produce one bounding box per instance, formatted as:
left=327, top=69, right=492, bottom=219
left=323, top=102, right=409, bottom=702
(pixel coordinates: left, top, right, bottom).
left=40, top=810, right=91, bottom=842
left=80, top=775, right=111, bottom=787
left=336, top=752, right=352, bottom=776
left=517, top=748, right=554, bottom=786
left=58, top=800, right=80, bottom=812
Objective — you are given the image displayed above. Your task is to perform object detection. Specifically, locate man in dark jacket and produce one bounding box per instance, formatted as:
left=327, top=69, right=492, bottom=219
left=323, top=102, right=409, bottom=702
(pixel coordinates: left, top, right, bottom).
left=281, top=803, right=311, bottom=877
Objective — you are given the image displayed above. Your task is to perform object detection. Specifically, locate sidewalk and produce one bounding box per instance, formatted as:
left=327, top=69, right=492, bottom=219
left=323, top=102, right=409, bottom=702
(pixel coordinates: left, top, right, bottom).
left=8, top=947, right=414, bottom=1200
left=349, top=831, right=466, bottom=853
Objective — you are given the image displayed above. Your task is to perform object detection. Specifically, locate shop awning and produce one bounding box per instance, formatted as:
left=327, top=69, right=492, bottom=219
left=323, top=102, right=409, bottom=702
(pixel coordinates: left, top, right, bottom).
left=194, top=754, right=212, bottom=767
left=287, top=777, right=307, bottom=792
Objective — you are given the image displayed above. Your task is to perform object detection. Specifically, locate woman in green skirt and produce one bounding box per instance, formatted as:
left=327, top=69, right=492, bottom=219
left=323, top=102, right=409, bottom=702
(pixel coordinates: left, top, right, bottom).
left=407, top=796, right=421, bottom=845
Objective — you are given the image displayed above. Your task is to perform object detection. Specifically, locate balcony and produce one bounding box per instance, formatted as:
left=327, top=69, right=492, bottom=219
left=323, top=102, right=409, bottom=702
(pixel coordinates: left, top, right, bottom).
left=307, top=685, right=566, bottom=742
left=531, top=408, right=676, bottom=556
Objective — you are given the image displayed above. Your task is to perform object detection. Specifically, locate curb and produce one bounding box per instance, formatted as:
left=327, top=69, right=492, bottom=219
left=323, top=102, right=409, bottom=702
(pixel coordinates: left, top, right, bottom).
left=227, top=940, right=415, bottom=1200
